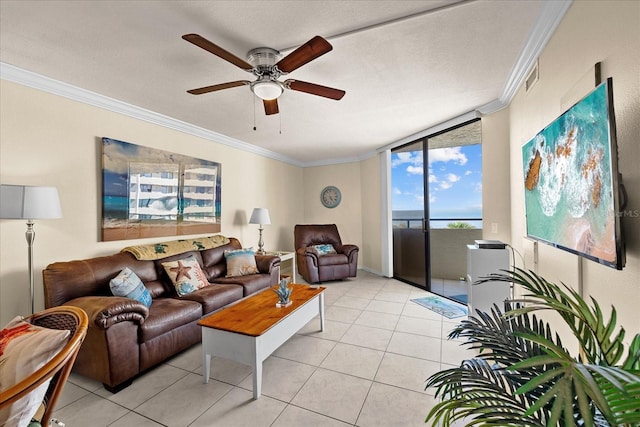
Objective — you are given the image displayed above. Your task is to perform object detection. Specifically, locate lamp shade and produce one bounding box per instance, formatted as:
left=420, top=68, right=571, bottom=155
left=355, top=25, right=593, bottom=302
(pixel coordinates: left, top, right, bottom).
left=0, top=184, right=62, bottom=220
left=249, top=208, right=271, bottom=225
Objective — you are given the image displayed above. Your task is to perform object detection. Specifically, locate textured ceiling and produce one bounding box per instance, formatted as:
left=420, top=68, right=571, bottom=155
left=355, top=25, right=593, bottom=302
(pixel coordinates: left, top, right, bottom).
left=0, top=0, right=553, bottom=165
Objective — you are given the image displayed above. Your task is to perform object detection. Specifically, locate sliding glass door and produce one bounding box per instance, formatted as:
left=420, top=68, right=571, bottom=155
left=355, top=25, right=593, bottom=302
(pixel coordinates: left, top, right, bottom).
left=392, top=119, right=482, bottom=298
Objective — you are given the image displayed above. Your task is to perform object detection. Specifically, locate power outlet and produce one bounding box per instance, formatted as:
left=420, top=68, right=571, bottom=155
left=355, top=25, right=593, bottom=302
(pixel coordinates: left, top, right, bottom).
left=491, top=222, right=498, bottom=234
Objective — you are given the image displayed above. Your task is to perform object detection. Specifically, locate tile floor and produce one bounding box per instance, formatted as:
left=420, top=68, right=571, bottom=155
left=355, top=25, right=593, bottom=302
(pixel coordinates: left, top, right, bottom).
left=52, top=271, right=474, bottom=426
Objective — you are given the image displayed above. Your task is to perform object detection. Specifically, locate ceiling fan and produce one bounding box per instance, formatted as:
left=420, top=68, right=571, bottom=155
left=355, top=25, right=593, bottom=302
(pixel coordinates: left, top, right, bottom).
left=182, top=34, right=345, bottom=115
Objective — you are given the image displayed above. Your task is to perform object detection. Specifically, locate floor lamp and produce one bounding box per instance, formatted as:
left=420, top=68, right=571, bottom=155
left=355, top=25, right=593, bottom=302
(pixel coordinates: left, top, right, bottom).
left=249, top=208, right=271, bottom=255
left=0, top=184, right=62, bottom=314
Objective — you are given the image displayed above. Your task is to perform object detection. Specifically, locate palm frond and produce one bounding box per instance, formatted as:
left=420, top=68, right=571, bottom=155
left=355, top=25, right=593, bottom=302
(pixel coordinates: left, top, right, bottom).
left=427, top=268, right=640, bottom=427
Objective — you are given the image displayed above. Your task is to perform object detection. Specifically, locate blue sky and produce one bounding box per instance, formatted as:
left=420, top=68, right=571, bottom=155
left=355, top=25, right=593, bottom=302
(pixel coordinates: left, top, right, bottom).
left=391, top=144, right=483, bottom=218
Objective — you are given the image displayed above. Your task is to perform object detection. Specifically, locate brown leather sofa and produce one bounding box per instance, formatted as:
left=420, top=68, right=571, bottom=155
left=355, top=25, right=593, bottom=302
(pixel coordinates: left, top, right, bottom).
left=294, top=224, right=359, bottom=283
left=42, top=237, right=279, bottom=392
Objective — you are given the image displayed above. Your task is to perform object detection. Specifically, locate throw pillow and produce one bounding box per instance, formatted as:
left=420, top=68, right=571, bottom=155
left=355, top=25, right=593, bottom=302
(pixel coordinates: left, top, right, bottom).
left=0, top=317, right=70, bottom=427
left=224, top=248, right=259, bottom=277
left=313, top=244, right=337, bottom=255
left=109, top=267, right=152, bottom=307
left=161, top=255, right=210, bottom=297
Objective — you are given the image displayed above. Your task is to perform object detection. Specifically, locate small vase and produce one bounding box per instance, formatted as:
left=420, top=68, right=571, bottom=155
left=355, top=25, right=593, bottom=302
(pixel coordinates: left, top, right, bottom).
left=276, top=300, right=292, bottom=308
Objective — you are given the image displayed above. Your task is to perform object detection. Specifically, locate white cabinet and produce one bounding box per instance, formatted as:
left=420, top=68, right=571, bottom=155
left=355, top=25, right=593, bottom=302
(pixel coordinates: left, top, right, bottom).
left=466, top=245, right=510, bottom=315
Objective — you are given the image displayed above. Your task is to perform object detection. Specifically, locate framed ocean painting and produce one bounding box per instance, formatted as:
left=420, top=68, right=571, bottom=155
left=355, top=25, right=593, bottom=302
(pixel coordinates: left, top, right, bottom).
left=101, top=137, right=221, bottom=241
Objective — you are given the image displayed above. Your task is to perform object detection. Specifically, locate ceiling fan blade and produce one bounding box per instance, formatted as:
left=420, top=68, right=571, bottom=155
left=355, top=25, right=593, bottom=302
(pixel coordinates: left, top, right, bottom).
left=263, top=99, right=279, bottom=115
left=275, top=36, right=332, bottom=73
left=187, top=80, right=250, bottom=95
left=284, top=79, right=345, bottom=100
left=182, top=34, right=253, bottom=71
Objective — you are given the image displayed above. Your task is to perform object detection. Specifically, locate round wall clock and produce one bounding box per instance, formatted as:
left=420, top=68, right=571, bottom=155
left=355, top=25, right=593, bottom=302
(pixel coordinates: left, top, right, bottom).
left=320, top=186, right=342, bottom=208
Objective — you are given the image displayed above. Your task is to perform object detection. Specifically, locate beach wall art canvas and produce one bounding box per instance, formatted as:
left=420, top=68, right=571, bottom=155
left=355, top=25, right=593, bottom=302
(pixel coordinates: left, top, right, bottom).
left=101, top=137, right=221, bottom=241
left=522, top=78, right=624, bottom=270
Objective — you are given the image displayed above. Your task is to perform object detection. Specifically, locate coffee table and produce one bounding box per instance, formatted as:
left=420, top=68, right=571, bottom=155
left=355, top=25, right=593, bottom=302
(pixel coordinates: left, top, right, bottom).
left=198, top=283, right=325, bottom=399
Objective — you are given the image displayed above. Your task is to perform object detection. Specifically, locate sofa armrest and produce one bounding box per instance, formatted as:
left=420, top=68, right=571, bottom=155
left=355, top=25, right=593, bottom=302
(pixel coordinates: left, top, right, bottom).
left=255, top=255, right=281, bottom=274
left=65, top=296, right=149, bottom=329
left=339, top=244, right=359, bottom=258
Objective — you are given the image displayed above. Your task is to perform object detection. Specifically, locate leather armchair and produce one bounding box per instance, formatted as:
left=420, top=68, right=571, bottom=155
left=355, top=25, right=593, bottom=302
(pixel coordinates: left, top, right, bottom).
left=294, top=224, right=359, bottom=283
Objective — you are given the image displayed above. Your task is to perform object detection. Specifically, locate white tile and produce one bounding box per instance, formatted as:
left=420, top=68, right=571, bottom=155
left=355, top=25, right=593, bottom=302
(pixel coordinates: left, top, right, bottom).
left=344, top=287, right=379, bottom=299
left=374, top=290, right=411, bottom=303
left=333, top=295, right=371, bottom=309
left=395, top=316, right=442, bottom=338
left=354, top=310, right=399, bottom=330
left=191, top=387, right=286, bottom=427
left=387, top=331, right=442, bottom=361
left=238, top=356, right=316, bottom=402
left=291, top=368, right=372, bottom=424
left=273, top=334, right=336, bottom=365
left=324, top=305, right=363, bottom=323
left=165, top=343, right=202, bottom=372
left=402, top=301, right=446, bottom=320
left=298, top=317, right=350, bottom=341
left=54, top=381, right=91, bottom=410
left=103, top=364, right=190, bottom=408
left=441, top=337, right=477, bottom=366
left=272, top=405, right=351, bottom=427
left=135, top=373, right=232, bottom=426
left=67, top=372, right=103, bottom=392
left=357, top=382, right=437, bottom=427
left=321, top=342, right=384, bottom=380
left=109, top=411, right=165, bottom=426
left=365, top=299, right=405, bottom=315
left=198, top=355, right=253, bottom=385
left=52, top=393, right=129, bottom=427
left=339, top=324, right=393, bottom=351
left=374, top=352, right=441, bottom=393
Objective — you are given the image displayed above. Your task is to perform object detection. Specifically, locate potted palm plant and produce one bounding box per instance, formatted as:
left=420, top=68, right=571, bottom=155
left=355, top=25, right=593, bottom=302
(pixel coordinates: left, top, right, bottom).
left=425, top=268, right=640, bottom=426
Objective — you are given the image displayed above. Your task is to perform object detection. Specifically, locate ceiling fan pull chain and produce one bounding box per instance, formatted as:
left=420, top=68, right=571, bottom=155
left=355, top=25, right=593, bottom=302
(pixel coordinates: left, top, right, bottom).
left=279, top=112, right=282, bottom=135
left=253, top=95, right=257, bottom=131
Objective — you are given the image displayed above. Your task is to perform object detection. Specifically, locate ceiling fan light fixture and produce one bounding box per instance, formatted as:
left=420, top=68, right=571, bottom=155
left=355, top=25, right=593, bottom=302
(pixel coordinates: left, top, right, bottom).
left=251, top=79, right=283, bottom=100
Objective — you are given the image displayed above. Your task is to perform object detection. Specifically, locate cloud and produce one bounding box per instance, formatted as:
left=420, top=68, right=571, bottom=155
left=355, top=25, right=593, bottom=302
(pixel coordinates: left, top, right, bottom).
left=407, top=165, right=423, bottom=175
left=428, top=174, right=438, bottom=183
left=392, top=151, right=423, bottom=168
left=440, top=181, right=453, bottom=190
left=393, top=187, right=402, bottom=195
left=465, top=170, right=473, bottom=176
left=428, top=147, right=468, bottom=166
left=446, top=173, right=460, bottom=183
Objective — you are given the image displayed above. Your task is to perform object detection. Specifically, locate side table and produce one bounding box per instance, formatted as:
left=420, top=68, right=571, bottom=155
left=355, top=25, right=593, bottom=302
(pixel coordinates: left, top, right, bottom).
left=265, top=250, right=296, bottom=283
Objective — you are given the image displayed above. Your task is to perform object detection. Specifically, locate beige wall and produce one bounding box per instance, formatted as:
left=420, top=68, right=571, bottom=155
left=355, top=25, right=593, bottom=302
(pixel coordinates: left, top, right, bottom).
left=508, top=1, right=640, bottom=339
left=0, top=80, right=307, bottom=323
left=301, top=162, right=363, bottom=257
left=481, top=107, right=511, bottom=244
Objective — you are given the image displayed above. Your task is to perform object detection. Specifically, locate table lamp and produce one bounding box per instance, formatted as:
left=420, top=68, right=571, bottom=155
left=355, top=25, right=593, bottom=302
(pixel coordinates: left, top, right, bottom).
left=248, top=208, right=270, bottom=255
left=0, top=184, right=63, bottom=314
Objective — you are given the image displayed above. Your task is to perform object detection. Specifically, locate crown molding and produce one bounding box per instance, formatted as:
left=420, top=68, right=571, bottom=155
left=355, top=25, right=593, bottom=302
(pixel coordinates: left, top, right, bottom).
left=0, top=62, right=305, bottom=167
left=480, top=0, right=573, bottom=115
left=1, top=0, right=571, bottom=166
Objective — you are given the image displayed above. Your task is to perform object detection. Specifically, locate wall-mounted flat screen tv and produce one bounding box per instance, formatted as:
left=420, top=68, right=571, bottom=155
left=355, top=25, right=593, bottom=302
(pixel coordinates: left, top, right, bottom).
left=522, top=77, right=625, bottom=270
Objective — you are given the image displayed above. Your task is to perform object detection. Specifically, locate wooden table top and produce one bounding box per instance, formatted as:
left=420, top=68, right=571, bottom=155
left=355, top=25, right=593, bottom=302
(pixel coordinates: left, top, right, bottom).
left=198, top=284, right=325, bottom=337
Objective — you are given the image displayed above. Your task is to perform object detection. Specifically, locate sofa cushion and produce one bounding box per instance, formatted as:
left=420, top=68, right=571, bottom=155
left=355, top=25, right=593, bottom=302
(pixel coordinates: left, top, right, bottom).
left=214, top=274, right=273, bottom=297
left=224, top=248, right=259, bottom=277
left=313, top=244, right=337, bottom=255
left=139, top=298, right=202, bottom=342
left=0, top=317, right=70, bottom=427
left=179, top=284, right=244, bottom=314
left=109, top=267, right=152, bottom=307
left=161, top=255, right=210, bottom=297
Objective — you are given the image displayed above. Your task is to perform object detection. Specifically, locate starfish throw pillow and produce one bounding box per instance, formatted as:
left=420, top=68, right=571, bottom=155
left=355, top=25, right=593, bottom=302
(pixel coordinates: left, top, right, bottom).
left=161, top=255, right=210, bottom=297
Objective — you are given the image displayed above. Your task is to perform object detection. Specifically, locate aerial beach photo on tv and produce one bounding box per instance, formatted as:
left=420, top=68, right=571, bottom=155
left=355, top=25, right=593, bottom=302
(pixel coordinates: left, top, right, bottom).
left=522, top=78, right=624, bottom=269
